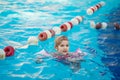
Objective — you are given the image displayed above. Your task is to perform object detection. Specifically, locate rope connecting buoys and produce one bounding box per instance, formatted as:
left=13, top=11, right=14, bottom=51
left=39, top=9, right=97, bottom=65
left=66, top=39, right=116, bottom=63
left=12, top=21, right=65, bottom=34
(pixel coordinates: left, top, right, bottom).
left=38, top=16, right=83, bottom=41
left=14, top=36, right=39, bottom=49
left=4, top=46, right=15, bottom=57
left=90, top=21, right=107, bottom=29
left=60, top=16, right=83, bottom=32
left=114, top=22, right=120, bottom=30
left=87, top=1, right=105, bottom=15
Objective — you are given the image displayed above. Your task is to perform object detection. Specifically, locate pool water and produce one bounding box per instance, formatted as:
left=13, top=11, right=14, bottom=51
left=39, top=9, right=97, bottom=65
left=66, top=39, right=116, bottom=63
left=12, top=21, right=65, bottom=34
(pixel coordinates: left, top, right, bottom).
left=0, top=0, right=120, bottom=80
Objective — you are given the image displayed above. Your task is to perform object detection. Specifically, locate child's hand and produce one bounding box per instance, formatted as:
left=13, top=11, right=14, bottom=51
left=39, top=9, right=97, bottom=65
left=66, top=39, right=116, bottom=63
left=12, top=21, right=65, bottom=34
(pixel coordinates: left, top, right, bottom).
left=75, top=48, right=87, bottom=56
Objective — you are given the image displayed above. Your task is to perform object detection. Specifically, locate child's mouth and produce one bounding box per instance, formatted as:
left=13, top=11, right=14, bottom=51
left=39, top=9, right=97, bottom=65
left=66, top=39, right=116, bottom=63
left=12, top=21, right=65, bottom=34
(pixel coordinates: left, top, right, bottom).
left=63, top=51, right=67, bottom=53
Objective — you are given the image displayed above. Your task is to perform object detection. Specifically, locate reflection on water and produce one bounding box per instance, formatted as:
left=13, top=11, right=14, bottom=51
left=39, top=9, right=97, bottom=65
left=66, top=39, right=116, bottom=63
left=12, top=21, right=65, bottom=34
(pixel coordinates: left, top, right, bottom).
left=98, top=5, right=120, bottom=80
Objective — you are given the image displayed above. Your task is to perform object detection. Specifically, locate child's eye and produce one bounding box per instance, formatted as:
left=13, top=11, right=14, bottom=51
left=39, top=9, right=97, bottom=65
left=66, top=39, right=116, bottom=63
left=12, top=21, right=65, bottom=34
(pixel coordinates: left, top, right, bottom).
left=66, top=45, right=68, bottom=47
left=60, top=45, right=64, bottom=47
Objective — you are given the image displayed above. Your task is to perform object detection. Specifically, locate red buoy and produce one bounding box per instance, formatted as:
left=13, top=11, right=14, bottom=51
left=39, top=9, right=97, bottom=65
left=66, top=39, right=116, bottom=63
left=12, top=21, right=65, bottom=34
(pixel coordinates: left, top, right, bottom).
left=76, top=18, right=80, bottom=24
left=38, top=32, right=48, bottom=41
left=96, top=23, right=102, bottom=29
left=68, top=22, right=73, bottom=28
left=114, top=22, right=120, bottom=30
left=4, top=46, right=15, bottom=57
left=91, top=7, right=95, bottom=12
left=60, top=24, right=68, bottom=32
left=49, top=29, right=55, bottom=37
left=96, top=4, right=100, bottom=9
left=98, top=3, right=102, bottom=7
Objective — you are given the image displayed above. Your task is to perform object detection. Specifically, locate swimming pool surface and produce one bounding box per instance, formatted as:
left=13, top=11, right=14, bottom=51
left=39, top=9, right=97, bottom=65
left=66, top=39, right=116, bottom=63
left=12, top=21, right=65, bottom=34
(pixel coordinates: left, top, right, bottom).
left=0, top=0, right=120, bottom=80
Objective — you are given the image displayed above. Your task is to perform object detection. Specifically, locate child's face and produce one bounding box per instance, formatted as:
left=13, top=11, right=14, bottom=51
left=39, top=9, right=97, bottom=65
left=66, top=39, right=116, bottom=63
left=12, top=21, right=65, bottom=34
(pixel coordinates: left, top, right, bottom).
left=56, top=40, right=69, bottom=55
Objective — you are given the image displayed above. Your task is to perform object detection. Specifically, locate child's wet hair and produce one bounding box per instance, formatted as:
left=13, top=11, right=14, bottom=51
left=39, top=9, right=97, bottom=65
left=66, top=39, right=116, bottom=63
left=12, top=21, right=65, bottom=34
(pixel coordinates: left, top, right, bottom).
left=54, top=36, right=68, bottom=48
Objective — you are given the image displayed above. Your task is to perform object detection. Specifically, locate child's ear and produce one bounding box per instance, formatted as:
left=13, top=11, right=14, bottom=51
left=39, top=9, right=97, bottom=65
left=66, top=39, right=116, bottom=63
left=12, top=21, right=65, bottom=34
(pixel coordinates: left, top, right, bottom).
left=55, top=46, right=58, bottom=50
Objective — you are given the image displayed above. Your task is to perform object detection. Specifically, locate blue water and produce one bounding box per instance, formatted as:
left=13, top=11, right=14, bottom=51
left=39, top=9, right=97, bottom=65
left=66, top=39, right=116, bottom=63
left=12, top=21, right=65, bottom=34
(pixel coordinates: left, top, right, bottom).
left=0, top=0, right=120, bottom=80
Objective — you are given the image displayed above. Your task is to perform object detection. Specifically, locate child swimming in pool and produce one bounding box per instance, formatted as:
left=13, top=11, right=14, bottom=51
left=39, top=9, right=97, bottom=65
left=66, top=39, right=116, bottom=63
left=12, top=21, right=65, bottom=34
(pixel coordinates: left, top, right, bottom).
left=53, top=36, right=81, bottom=72
left=36, top=35, right=86, bottom=72
left=53, top=36, right=70, bottom=60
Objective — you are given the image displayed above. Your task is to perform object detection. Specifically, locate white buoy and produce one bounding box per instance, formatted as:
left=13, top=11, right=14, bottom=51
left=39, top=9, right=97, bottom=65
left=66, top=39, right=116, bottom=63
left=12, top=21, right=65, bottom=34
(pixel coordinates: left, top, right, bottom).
left=101, top=22, right=107, bottom=29
left=44, top=30, right=52, bottom=38
left=71, top=18, right=80, bottom=25
left=64, top=22, right=71, bottom=30
left=90, top=21, right=96, bottom=28
left=87, top=8, right=94, bottom=15
left=27, top=36, right=39, bottom=45
left=100, top=1, right=105, bottom=6
left=52, top=27, right=61, bottom=35
left=75, top=16, right=83, bottom=22
left=93, top=6, right=98, bottom=11
left=0, top=49, right=6, bottom=60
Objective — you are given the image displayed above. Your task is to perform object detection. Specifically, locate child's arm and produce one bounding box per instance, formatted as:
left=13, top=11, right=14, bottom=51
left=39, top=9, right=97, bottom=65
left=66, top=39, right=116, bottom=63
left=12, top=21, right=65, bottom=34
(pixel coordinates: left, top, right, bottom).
left=35, top=49, right=52, bottom=64
left=66, top=49, right=87, bottom=62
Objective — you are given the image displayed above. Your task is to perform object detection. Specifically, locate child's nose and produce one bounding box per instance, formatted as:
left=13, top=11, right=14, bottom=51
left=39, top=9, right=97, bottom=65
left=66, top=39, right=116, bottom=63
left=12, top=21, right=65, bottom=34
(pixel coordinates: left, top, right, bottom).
left=64, top=46, right=68, bottom=49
